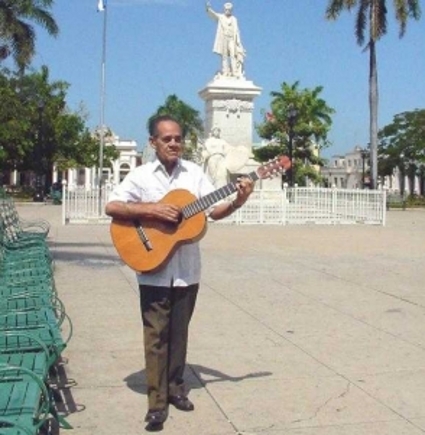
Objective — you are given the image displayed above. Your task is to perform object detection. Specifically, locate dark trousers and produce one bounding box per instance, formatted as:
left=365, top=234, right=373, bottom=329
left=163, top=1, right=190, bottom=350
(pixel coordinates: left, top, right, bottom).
left=139, top=284, right=199, bottom=410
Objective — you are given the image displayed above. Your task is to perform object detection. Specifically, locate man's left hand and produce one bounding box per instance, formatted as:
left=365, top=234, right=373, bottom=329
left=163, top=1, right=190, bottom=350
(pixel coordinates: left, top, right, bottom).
left=233, top=176, right=255, bottom=207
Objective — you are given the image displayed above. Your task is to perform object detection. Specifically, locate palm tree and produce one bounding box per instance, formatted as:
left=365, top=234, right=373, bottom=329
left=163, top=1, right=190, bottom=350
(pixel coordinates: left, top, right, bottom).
left=0, top=0, right=59, bottom=71
left=148, top=94, right=204, bottom=160
left=256, top=81, right=335, bottom=185
left=326, top=0, right=421, bottom=189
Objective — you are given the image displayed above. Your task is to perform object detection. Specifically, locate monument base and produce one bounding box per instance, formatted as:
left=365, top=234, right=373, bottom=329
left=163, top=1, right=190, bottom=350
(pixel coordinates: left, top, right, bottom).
left=199, top=76, right=262, bottom=151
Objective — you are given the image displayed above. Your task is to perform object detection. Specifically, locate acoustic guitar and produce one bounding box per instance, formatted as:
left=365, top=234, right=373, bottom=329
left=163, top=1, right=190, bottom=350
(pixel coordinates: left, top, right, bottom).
left=110, top=155, right=291, bottom=273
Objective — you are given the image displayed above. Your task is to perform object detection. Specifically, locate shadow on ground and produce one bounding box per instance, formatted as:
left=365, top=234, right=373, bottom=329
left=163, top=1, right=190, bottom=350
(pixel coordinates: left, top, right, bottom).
left=51, top=250, right=121, bottom=267
left=41, top=357, right=85, bottom=435
left=124, top=364, right=273, bottom=396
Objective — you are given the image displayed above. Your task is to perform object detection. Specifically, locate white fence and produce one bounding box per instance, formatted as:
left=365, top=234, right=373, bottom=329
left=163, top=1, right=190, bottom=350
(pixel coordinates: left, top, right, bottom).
left=61, top=184, right=114, bottom=225
left=62, top=185, right=386, bottom=226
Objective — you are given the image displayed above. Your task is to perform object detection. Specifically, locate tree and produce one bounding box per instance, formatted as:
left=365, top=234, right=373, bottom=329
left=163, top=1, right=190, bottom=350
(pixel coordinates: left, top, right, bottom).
left=0, top=0, right=59, bottom=72
left=52, top=112, right=118, bottom=174
left=255, top=81, right=335, bottom=186
left=0, top=66, right=118, bottom=189
left=326, top=0, right=421, bottom=189
left=148, top=94, right=204, bottom=161
left=378, top=108, right=425, bottom=194
left=0, top=68, right=33, bottom=172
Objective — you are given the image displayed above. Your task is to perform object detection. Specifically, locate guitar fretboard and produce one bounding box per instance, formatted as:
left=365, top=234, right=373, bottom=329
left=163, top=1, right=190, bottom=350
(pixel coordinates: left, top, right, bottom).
left=182, top=171, right=259, bottom=219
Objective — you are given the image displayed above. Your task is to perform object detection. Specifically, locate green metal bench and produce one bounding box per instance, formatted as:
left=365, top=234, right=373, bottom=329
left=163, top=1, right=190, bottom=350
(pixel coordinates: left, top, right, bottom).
left=0, top=257, right=54, bottom=290
left=0, top=332, right=50, bottom=380
left=0, top=317, right=73, bottom=430
left=0, top=418, right=36, bottom=435
left=0, top=310, right=72, bottom=369
left=0, top=199, right=50, bottom=240
left=0, top=320, right=73, bottom=430
left=0, top=281, right=57, bottom=302
left=0, top=365, right=51, bottom=435
left=0, top=194, right=73, bottom=432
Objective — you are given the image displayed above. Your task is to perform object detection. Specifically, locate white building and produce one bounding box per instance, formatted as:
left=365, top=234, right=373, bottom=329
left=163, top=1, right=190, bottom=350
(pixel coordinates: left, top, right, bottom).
left=323, top=145, right=422, bottom=193
left=323, top=146, right=368, bottom=189
left=53, top=132, right=140, bottom=188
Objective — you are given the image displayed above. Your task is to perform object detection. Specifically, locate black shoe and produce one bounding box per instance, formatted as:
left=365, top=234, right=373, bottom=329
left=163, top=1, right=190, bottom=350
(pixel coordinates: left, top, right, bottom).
left=144, top=409, right=167, bottom=432
left=168, top=395, right=194, bottom=412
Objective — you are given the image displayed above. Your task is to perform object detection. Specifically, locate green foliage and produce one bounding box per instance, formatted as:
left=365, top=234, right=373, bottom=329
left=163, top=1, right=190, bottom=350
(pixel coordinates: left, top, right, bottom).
left=3, top=184, right=35, bottom=200
left=378, top=109, right=425, bottom=195
left=0, top=70, right=33, bottom=169
left=255, top=81, right=334, bottom=185
left=379, top=109, right=425, bottom=162
left=256, top=81, right=334, bottom=151
left=326, top=0, right=421, bottom=45
left=253, top=145, right=282, bottom=163
left=325, top=0, right=421, bottom=189
left=0, top=0, right=59, bottom=71
left=405, top=195, right=425, bottom=208
left=0, top=66, right=115, bottom=187
left=148, top=94, right=204, bottom=162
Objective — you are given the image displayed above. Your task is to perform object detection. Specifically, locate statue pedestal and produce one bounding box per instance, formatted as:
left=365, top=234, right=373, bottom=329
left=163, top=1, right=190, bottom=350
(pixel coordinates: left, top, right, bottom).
left=199, top=76, right=262, bottom=154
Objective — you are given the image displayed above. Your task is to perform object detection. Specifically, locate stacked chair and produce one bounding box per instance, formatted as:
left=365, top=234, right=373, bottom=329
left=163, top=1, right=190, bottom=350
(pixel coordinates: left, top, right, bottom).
left=0, top=190, right=73, bottom=434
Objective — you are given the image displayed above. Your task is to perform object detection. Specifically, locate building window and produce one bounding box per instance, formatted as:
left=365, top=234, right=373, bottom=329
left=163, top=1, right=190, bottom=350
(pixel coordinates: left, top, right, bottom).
left=77, top=169, right=86, bottom=185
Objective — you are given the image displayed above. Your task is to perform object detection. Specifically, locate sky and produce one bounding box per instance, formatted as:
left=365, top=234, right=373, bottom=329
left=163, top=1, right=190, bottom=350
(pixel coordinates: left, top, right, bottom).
left=29, top=0, right=425, bottom=158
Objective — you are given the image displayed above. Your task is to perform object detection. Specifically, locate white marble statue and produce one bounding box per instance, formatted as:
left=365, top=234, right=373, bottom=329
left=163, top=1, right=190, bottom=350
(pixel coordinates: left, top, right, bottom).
left=205, top=1, right=246, bottom=79
left=202, top=127, right=230, bottom=188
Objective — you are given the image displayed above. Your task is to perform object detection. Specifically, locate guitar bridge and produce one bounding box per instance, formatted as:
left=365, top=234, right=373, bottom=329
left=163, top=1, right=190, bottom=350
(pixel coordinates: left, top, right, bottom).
left=134, top=221, right=153, bottom=252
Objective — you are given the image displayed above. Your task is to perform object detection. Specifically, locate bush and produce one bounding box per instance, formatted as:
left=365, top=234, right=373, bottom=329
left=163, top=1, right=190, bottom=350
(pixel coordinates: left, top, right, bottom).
left=4, top=185, right=36, bottom=201
left=406, top=195, right=425, bottom=208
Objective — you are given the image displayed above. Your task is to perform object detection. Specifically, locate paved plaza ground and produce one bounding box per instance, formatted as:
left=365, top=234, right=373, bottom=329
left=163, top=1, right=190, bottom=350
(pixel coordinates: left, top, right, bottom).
left=17, top=205, right=425, bottom=435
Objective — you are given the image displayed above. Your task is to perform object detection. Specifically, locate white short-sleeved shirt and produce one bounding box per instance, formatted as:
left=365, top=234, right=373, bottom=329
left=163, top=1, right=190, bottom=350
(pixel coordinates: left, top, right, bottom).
left=108, top=158, right=216, bottom=287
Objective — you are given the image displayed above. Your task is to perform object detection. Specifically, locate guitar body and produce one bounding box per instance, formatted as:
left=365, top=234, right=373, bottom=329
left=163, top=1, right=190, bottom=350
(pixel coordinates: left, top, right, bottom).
left=110, top=155, right=291, bottom=273
left=110, top=189, right=207, bottom=273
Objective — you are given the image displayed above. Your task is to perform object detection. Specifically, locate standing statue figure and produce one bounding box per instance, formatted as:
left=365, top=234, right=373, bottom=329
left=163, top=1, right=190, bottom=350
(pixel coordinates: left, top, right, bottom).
left=202, top=127, right=229, bottom=188
left=205, top=1, right=246, bottom=78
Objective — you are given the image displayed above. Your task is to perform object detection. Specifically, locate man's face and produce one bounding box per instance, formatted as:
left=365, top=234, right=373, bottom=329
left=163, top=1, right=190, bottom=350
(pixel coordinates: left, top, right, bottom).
left=150, top=120, right=183, bottom=169
left=224, top=7, right=232, bottom=16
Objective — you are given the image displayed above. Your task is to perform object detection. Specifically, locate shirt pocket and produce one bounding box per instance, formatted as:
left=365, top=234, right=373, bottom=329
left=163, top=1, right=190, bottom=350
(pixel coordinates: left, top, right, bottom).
left=141, top=186, right=166, bottom=203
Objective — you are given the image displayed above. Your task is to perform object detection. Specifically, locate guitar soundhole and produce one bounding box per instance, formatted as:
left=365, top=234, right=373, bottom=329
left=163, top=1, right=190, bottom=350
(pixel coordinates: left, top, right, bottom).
left=162, top=213, right=183, bottom=232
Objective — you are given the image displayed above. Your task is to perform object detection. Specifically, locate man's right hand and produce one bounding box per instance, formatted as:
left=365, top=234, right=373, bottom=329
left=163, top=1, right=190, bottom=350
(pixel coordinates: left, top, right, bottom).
left=151, top=203, right=181, bottom=223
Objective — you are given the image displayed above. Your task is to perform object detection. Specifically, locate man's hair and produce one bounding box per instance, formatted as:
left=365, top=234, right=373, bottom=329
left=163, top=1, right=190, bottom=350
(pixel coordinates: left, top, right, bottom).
left=224, top=2, right=233, bottom=10
left=148, top=115, right=182, bottom=137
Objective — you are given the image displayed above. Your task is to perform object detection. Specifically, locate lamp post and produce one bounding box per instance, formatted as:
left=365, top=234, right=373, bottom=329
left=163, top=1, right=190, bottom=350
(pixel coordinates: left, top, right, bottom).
left=98, top=0, right=108, bottom=216
left=33, top=100, right=45, bottom=202
left=287, top=106, right=298, bottom=187
left=360, top=148, right=368, bottom=189
left=399, top=152, right=405, bottom=195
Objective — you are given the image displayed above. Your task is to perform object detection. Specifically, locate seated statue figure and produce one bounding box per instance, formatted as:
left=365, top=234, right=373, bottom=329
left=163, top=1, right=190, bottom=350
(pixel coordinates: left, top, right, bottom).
left=202, top=127, right=230, bottom=188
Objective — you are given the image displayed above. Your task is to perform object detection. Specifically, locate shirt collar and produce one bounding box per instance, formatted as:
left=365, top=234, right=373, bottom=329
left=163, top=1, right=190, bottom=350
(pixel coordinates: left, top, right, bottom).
left=152, top=157, right=186, bottom=176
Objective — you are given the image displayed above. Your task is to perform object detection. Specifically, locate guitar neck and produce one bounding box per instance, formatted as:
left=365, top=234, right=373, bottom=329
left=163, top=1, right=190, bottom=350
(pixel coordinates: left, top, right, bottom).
left=182, top=170, right=259, bottom=219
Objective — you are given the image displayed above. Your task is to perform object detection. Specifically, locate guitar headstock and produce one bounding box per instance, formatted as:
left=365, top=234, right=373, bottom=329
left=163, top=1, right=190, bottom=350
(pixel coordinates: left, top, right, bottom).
left=256, top=155, right=291, bottom=180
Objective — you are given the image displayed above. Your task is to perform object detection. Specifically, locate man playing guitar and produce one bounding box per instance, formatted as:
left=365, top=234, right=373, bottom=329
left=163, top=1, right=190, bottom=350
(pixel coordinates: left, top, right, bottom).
left=105, top=115, right=254, bottom=431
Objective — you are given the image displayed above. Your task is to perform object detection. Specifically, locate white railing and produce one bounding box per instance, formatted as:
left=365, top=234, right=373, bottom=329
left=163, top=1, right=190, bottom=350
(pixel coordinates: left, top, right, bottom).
left=62, top=186, right=386, bottom=226
left=62, top=184, right=114, bottom=225
left=221, top=187, right=386, bottom=225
